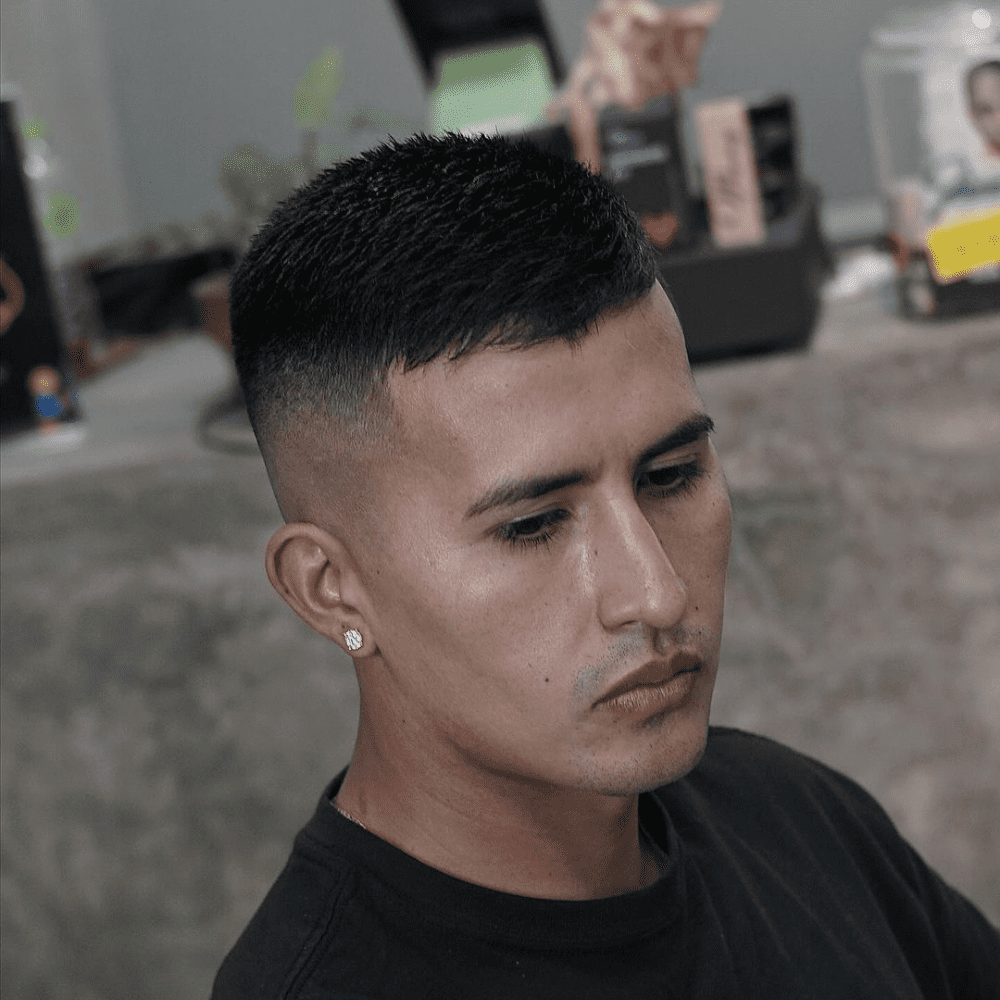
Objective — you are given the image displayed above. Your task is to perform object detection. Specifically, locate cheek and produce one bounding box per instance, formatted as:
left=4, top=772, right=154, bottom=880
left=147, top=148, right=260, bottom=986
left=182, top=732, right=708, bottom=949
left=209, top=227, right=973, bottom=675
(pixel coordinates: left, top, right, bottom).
left=656, top=477, right=732, bottom=594
left=368, top=520, right=556, bottom=662
left=712, top=484, right=734, bottom=569
left=695, top=491, right=732, bottom=599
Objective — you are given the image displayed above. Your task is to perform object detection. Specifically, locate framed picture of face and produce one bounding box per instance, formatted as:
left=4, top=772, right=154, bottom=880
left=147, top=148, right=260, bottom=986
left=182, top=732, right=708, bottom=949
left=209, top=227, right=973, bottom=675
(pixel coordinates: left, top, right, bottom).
left=966, top=58, right=1000, bottom=165
left=921, top=50, right=1000, bottom=188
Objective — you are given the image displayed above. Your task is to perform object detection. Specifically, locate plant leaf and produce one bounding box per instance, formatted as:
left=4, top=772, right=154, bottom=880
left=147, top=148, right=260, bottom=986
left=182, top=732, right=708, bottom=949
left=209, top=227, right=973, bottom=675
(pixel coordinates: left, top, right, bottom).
left=293, top=46, right=344, bottom=128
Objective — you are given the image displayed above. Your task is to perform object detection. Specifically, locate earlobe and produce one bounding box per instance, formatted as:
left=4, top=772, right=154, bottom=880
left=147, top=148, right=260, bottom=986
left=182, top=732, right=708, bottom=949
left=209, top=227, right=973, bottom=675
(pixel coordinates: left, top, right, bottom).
left=265, top=522, right=369, bottom=650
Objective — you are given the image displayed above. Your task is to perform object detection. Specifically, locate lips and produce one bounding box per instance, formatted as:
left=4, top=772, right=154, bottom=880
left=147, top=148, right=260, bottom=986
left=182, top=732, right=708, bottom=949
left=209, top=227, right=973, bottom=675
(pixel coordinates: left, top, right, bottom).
left=593, top=651, right=702, bottom=707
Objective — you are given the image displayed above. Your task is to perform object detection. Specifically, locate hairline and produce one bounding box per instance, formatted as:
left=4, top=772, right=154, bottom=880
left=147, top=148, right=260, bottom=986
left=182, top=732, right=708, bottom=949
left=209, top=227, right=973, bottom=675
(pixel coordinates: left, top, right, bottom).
left=256, top=285, right=659, bottom=523
left=258, top=282, right=656, bottom=451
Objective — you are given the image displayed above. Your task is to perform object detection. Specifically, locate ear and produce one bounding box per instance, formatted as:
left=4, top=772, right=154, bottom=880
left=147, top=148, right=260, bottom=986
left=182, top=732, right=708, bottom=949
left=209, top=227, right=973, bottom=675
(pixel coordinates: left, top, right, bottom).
left=265, top=521, right=374, bottom=659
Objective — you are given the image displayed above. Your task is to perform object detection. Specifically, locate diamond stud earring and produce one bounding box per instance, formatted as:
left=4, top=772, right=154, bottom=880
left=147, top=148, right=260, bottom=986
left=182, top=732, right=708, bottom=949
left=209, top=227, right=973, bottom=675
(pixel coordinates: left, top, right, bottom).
left=344, top=629, right=363, bottom=652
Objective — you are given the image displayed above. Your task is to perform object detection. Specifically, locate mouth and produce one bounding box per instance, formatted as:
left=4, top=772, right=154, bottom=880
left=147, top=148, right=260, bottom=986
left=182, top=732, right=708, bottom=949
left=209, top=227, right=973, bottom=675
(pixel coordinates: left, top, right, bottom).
left=593, top=652, right=703, bottom=714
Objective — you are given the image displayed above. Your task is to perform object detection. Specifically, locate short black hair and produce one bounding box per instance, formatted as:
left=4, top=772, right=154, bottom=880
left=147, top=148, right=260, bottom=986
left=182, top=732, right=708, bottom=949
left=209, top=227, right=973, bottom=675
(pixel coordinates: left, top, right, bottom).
left=231, top=130, right=659, bottom=454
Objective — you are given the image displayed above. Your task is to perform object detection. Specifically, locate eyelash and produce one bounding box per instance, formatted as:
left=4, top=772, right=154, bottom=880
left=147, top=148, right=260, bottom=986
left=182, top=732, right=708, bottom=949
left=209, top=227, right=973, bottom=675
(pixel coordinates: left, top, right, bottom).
left=497, top=509, right=571, bottom=549
left=496, top=460, right=705, bottom=550
left=641, top=458, right=704, bottom=499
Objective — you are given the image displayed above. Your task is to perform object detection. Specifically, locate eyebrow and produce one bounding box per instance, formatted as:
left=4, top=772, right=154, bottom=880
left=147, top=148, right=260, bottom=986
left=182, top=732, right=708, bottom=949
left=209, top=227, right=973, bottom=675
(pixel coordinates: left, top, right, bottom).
left=463, top=412, right=715, bottom=520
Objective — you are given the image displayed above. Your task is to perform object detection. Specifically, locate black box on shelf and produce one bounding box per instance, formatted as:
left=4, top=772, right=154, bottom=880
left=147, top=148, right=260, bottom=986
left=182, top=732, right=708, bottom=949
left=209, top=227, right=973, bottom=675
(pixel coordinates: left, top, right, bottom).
left=520, top=98, right=693, bottom=251
left=746, top=93, right=800, bottom=223
left=87, top=247, right=237, bottom=337
left=598, top=94, right=694, bottom=249
left=661, top=183, right=834, bottom=363
left=391, top=0, right=566, bottom=89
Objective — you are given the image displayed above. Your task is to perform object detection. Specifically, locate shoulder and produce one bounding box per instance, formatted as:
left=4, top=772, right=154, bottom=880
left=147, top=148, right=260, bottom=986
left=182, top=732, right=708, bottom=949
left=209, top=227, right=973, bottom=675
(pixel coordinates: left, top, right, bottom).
left=676, top=728, right=1000, bottom=990
left=662, top=728, right=912, bottom=905
left=701, top=724, right=842, bottom=774
left=656, top=725, right=925, bottom=894
left=698, top=725, right=881, bottom=804
left=211, top=825, right=356, bottom=999
left=652, top=729, right=1000, bottom=995
left=670, top=728, right=999, bottom=937
left=685, top=725, right=903, bottom=843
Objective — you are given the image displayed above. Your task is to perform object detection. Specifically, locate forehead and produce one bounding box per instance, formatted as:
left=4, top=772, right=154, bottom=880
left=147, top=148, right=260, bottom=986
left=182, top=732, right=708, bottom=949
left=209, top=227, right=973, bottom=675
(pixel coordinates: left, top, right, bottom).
left=382, top=284, right=699, bottom=498
left=971, top=67, right=1000, bottom=94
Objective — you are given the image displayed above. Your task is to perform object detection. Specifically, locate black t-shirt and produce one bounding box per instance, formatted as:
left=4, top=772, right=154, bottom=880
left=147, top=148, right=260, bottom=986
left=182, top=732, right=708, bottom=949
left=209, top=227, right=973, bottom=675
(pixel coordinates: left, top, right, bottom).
left=211, top=727, right=1000, bottom=998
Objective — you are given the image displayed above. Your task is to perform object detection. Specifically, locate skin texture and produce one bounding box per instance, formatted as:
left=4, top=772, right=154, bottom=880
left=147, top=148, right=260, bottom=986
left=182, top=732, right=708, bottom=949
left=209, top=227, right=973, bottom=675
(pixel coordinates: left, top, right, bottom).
left=266, top=282, right=732, bottom=899
left=969, top=66, right=1000, bottom=156
left=261, top=399, right=394, bottom=537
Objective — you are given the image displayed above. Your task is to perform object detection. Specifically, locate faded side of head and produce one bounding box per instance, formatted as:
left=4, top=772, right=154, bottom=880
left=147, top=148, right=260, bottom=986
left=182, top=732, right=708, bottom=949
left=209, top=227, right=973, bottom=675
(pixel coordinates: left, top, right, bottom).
left=230, top=130, right=659, bottom=534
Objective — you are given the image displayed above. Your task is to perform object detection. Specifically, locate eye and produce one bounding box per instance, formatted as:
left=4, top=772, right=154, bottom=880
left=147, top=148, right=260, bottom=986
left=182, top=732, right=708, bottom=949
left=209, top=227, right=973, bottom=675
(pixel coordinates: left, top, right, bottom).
left=497, top=508, right=570, bottom=549
left=639, top=459, right=703, bottom=498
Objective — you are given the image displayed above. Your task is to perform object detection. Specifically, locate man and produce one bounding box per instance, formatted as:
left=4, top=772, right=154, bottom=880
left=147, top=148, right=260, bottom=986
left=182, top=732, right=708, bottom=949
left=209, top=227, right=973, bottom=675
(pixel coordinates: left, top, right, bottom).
left=212, top=131, right=999, bottom=997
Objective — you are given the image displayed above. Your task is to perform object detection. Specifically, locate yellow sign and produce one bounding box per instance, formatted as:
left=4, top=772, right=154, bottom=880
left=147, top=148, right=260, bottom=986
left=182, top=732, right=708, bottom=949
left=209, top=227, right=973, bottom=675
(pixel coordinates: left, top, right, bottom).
left=926, top=208, right=1000, bottom=282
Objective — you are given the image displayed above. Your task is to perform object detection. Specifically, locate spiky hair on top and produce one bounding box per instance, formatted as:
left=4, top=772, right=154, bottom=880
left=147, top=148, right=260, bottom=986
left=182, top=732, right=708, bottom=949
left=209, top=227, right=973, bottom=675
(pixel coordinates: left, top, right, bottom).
left=230, top=129, right=659, bottom=452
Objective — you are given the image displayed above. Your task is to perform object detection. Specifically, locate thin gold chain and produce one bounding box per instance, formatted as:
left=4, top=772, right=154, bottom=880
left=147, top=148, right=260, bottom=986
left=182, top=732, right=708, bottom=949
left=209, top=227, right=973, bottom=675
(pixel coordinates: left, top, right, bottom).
left=333, top=799, right=368, bottom=831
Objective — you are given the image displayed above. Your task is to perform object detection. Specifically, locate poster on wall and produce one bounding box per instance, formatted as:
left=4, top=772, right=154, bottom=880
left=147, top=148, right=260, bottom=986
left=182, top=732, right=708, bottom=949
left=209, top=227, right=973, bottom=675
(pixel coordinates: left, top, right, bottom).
left=0, top=99, right=80, bottom=437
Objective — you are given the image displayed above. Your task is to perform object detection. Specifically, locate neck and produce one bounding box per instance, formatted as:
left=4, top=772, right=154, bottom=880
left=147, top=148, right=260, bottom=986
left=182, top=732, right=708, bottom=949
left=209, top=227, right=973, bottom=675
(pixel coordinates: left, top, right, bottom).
left=336, top=722, right=664, bottom=900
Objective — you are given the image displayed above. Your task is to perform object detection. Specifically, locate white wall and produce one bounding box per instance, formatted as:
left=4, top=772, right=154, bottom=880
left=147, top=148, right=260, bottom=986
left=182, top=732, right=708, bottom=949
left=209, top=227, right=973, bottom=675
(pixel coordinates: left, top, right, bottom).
left=1, top=0, right=131, bottom=263
left=89, top=0, right=429, bottom=237
left=9, top=0, right=935, bottom=246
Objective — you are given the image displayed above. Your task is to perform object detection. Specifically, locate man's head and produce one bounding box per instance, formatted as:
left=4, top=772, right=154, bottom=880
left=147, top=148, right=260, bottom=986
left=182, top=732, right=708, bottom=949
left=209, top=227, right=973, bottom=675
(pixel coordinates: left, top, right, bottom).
left=967, top=60, right=1000, bottom=154
left=231, top=131, right=731, bottom=800
left=232, top=131, right=659, bottom=533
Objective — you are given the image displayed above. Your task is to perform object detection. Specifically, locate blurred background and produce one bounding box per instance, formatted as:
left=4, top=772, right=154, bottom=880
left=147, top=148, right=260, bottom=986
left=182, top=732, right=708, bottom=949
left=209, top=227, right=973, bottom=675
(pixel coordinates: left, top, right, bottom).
left=1, top=1, right=998, bottom=997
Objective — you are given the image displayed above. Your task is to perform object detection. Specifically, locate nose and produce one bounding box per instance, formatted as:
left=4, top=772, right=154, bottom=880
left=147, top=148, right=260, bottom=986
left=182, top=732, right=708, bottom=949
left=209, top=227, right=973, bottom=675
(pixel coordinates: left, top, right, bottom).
left=590, top=493, right=688, bottom=633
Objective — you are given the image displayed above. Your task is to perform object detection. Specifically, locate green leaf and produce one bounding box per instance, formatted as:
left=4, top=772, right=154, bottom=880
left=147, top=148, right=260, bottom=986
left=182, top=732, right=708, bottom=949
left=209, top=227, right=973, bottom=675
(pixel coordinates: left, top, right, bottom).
left=293, top=46, right=344, bottom=128
left=43, top=192, right=80, bottom=238
left=21, top=116, right=47, bottom=140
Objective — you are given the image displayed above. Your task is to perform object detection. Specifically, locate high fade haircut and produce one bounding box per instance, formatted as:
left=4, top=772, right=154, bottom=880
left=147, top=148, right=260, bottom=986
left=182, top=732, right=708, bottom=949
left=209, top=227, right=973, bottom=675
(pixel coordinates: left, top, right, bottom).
left=230, top=130, right=660, bottom=518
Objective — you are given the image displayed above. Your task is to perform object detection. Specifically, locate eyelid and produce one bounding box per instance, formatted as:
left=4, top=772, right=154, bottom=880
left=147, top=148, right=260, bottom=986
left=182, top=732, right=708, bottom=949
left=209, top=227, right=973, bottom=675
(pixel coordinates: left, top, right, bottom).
left=642, top=439, right=706, bottom=473
left=638, top=456, right=704, bottom=499
left=496, top=507, right=570, bottom=547
left=505, top=506, right=568, bottom=529
left=646, top=454, right=692, bottom=472
left=499, top=500, right=562, bottom=530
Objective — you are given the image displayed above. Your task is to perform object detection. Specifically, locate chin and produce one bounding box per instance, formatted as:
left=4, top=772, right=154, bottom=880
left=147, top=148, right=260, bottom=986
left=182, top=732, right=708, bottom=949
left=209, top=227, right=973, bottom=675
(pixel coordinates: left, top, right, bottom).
left=643, top=717, right=711, bottom=790
left=586, top=708, right=712, bottom=797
